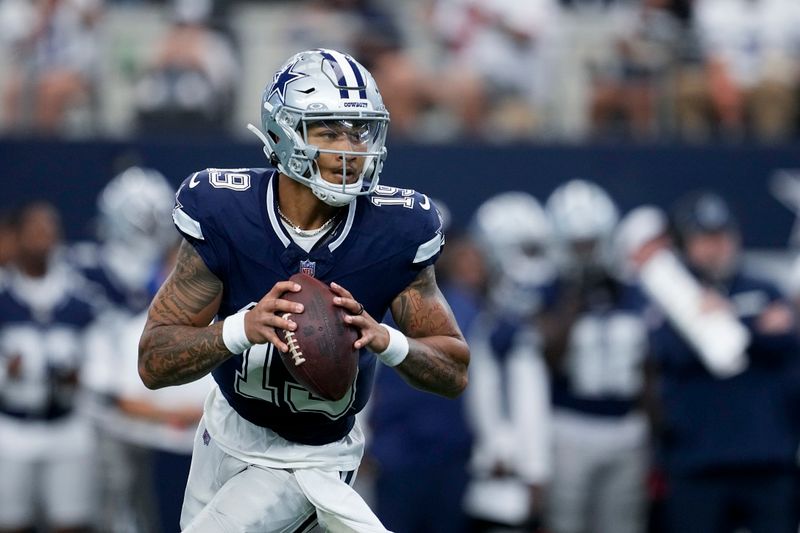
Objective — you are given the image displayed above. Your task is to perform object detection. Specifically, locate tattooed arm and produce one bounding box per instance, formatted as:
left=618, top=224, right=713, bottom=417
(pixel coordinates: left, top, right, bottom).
left=138, top=240, right=226, bottom=389
left=139, top=239, right=302, bottom=389
left=389, top=266, right=470, bottom=397
left=332, top=265, right=469, bottom=398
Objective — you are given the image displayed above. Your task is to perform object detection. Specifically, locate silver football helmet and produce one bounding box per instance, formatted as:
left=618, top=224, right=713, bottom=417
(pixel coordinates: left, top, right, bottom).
left=471, top=192, right=553, bottom=316
left=248, top=49, right=390, bottom=207
left=97, top=166, right=176, bottom=254
left=546, top=179, right=619, bottom=274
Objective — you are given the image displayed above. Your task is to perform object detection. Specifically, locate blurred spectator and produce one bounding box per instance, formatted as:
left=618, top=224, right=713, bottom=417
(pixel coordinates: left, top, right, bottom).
left=286, top=0, right=484, bottom=140
left=684, top=0, right=800, bottom=141
left=134, top=0, right=239, bottom=135
left=641, top=192, right=800, bottom=533
left=464, top=192, right=553, bottom=532
left=589, top=0, right=681, bottom=140
left=560, top=0, right=628, bottom=7
left=0, top=0, right=103, bottom=135
left=428, top=0, right=560, bottom=140
left=0, top=202, right=99, bottom=532
left=287, top=0, right=363, bottom=54
left=540, top=180, right=649, bottom=533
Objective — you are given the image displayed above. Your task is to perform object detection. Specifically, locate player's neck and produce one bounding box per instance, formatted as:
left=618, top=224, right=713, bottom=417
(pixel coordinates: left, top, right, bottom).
left=277, top=174, right=343, bottom=230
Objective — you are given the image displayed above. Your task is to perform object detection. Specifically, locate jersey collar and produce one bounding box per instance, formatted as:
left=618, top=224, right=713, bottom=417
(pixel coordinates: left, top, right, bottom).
left=265, top=173, right=357, bottom=253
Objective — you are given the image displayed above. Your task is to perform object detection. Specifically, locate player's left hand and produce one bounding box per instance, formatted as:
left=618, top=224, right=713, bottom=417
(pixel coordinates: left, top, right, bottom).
left=330, top=282, right=391, bottom=353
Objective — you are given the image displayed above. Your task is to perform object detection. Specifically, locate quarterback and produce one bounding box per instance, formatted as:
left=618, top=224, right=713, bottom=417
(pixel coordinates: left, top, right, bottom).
left=138, top=48, right=470, bottom=532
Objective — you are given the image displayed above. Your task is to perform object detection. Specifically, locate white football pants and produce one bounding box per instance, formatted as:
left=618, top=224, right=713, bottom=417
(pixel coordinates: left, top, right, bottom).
left=546, top=409, right=648, bottom=533
left=180, top=424, right=391, bottom=533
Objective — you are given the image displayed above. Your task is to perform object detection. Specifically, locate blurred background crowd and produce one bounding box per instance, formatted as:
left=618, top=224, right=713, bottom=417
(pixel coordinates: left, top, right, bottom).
left=3, top=0, right=800, bottom=533
left=2, top=0, right=800, bottom=142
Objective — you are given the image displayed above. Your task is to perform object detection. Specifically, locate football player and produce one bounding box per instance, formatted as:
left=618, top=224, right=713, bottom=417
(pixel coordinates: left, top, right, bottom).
left=464, top=192, right=554, bottom=532
left=0, top=202, right=99, bottom=533
left=540, top=180, right=650, bottom=533
left=72, top=166, right=177, bottom=533
left=72, top=165, right=177, bottom=314
left=138, top=48, right=470, bottom=532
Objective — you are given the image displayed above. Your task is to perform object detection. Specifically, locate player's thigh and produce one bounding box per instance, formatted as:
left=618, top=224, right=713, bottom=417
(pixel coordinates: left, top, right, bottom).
left=182, top=465, right=315, bottom=533
left=181, top=426, right=234, bottom=529
left=546, top=414, right=597, bottom=533
left=593, top=441, right=647, bottom=533
left=41, top=452, right=96, bottom=528
left=0, top=455, right=36, bottom=529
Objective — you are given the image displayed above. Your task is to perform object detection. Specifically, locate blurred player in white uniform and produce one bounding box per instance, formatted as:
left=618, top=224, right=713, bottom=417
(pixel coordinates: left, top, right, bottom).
left=0, top=202, right=99, bottom=533
left=540, top=180, right=649, bottom=533
left=115, top=243, right=213, bottom=533
left=464, top=192, right=554, bottom=531
left=71, top=167, right=177, bottom=533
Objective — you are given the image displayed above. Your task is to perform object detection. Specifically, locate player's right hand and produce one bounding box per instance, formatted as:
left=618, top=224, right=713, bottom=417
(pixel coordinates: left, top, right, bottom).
left=244, top=281, right=304, bottom=353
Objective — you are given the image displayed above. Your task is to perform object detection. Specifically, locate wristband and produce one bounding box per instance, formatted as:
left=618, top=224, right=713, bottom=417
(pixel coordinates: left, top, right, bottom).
left=222, top=310, right=253, bottom=354
left=376, top=324, right=409, bottom=367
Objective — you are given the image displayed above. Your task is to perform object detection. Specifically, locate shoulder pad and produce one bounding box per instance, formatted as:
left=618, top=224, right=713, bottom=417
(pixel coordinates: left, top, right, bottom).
left=366, top=185, right=444, bottom=265
left=173, top=168, right=268, bottom=241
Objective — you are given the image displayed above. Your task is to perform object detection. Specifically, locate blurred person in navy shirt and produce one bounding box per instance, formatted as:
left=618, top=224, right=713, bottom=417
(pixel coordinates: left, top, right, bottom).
left=649, top=192, right=800, bottom=533
left=368, top=224, right=483, bottom=533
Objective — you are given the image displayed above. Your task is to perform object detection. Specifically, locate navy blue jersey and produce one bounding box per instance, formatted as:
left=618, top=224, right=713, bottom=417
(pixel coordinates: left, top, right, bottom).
left=650, top=272, right=800, bottom=473
left=543, top=277, right=650, bottom=417
left=0, top=266, right=98, bottom=419
left=172, top=168, right=444, bottom=445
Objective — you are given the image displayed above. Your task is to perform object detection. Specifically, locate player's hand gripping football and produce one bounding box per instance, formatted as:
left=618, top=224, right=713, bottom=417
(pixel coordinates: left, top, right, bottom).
left=330, top=282, right=391, bottom=353
left=243, top=281, right=304, bottom=353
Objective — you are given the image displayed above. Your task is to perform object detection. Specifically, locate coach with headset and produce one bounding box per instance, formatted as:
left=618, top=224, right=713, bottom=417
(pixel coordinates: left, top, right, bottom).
left=647, top=191, right=800, bottom=533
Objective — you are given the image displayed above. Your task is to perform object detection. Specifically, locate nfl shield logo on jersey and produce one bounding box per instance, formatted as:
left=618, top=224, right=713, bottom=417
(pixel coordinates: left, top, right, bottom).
left=300, top=260, right=316, bottom=277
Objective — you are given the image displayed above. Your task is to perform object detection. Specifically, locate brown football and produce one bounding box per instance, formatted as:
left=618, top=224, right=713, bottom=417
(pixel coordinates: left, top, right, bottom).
left=278, top=273, right=359, bottom=401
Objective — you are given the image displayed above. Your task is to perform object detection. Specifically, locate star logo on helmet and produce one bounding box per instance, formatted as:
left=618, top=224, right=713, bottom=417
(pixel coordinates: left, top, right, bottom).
left=267, top=60, right=308, bottom=104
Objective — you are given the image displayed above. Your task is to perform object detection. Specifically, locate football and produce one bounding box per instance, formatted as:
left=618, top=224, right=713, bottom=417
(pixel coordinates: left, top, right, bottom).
left=278, top=273, right=359, bottom=401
